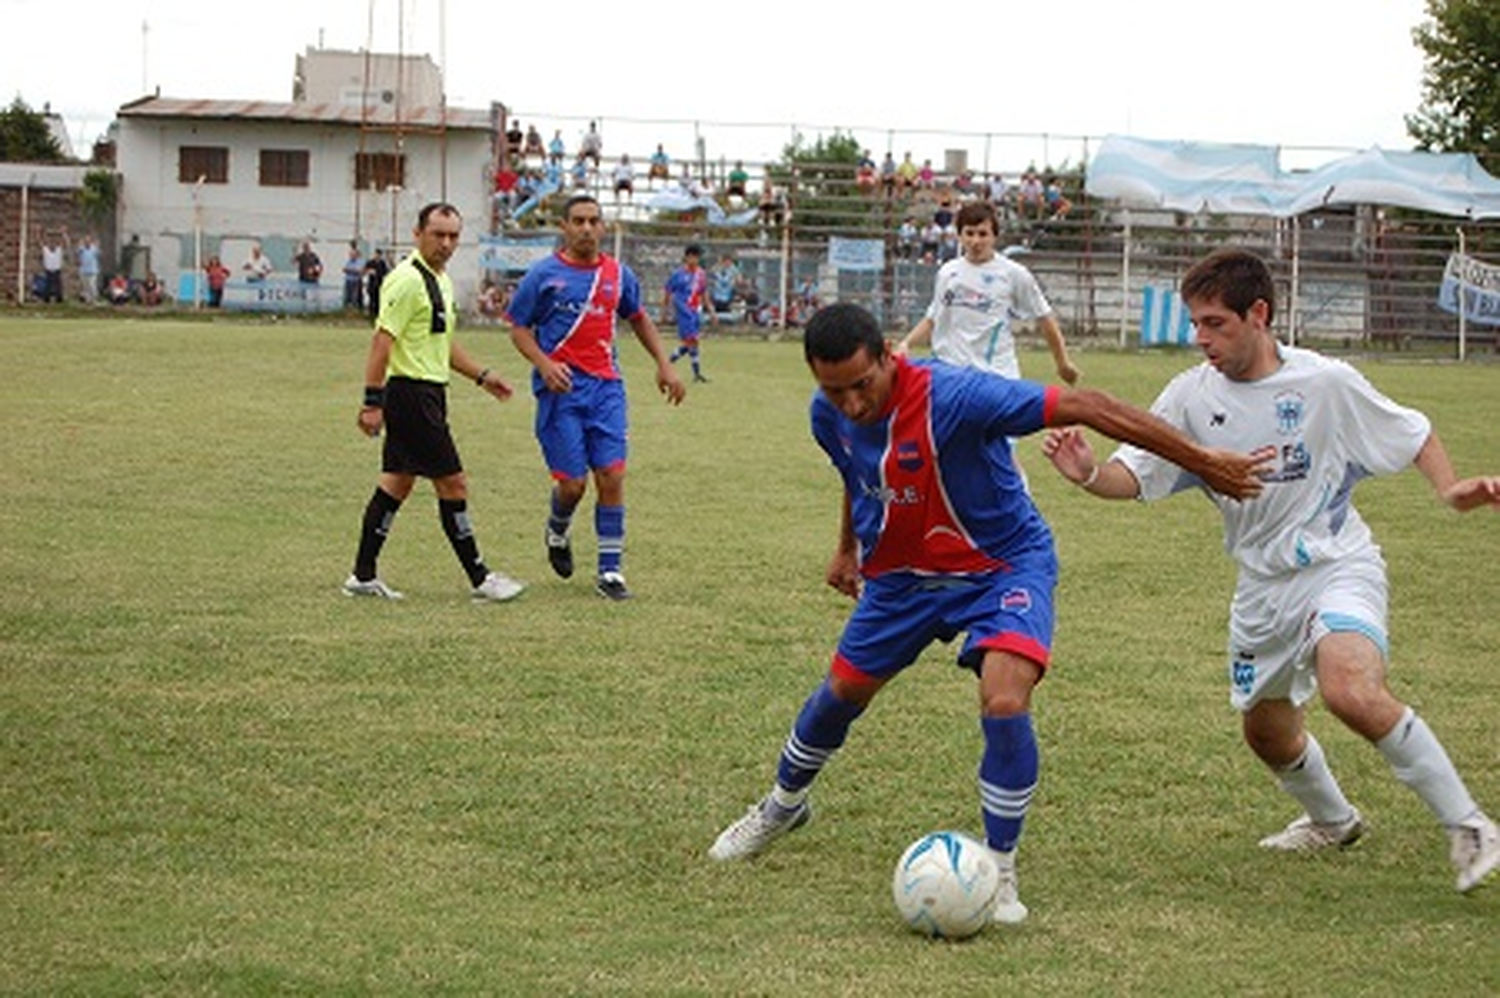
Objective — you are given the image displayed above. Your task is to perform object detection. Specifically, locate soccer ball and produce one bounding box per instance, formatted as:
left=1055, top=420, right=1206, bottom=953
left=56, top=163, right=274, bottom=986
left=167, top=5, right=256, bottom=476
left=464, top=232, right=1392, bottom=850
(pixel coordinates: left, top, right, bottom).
left=891, top=831, right=999, bottom=940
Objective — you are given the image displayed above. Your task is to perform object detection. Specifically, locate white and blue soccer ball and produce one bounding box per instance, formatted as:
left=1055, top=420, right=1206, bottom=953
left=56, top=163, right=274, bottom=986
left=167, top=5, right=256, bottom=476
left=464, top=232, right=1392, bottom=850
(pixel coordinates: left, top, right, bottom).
left=891, top=831, right=999, bottom=940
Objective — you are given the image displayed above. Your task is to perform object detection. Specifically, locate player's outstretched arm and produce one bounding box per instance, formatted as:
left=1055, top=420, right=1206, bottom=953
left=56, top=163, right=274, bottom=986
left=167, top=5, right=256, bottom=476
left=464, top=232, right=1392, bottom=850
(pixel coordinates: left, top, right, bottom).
left=1414, top=432, right=1500, bottom=512
left=1050, top=388, right=1273, bottom=501
left=1042, top=427, right=1138, bottom=499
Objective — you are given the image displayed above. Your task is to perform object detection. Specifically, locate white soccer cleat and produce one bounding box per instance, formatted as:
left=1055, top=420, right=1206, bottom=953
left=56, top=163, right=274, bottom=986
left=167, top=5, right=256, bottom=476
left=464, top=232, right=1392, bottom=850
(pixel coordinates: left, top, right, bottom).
left=1258, top=809, right=1365, bottom=852
left=472, top=570, right=525, bottom=602
left=342, top=574, right=404, bottom=600
left=708, top=796, right=811, bottom=862
left=1450, top=814, right=1500, bottom=894
left=990, top=849, right=1029, bottom=925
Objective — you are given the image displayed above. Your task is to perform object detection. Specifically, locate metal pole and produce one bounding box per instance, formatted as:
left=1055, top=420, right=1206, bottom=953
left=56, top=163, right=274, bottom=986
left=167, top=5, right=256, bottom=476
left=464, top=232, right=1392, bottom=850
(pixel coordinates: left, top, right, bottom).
left=1118, top=209, right=1131, bottom=348
left=1289, top=217, right=1301, bottom=346
left=1457, top=226, right=1467, bottom=362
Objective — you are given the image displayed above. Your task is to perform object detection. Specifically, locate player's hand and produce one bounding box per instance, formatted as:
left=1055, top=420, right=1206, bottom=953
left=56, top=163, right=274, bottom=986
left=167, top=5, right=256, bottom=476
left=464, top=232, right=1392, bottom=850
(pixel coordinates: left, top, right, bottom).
left=1441, top=475, right=1500, bottom=512
left=1056, top=359, right=1082, bottom=385
left=657, top=364, right=686, bottom=405
left=479, top=372, right=514, bottom=401
left=540, top=359, right=573, bottom=394
left=357, top=406, right=384, bottom=438
left=826, top=549, right=861, bottom=599
left=1198, top=446, right=1276, bottom=502
left=1041, top=427, right=1094, bottom=484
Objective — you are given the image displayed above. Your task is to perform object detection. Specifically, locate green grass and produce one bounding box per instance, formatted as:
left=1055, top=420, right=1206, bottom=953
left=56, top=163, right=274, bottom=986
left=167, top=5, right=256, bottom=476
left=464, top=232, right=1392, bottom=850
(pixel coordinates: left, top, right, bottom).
left=1, top=314, right=1496, bottom=995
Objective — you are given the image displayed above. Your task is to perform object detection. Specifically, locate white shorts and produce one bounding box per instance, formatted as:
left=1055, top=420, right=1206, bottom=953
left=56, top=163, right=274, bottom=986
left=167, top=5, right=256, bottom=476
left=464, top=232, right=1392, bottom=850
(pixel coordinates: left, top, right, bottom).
left=1226, top=549, right=1389, bottom=712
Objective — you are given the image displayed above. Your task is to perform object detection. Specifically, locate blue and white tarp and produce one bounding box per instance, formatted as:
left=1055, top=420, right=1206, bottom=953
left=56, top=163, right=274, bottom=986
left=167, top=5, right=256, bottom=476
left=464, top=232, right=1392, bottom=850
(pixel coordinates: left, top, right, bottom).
left=644, top=186, right=760, bottom=227
left=479, top=235, right=556, bottom=274
left=1088, top=135, right=1500, bottom=219
left=827, top=237, right=884, bottom=272
left=1438, top=252, right=1500, bottom=326
left=1140, top=284, right=1193, bottom=346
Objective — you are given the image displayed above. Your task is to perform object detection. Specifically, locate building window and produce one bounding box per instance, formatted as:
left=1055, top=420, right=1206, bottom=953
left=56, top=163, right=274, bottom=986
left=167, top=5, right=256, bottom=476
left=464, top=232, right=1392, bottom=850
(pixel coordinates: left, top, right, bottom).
left=355, top=152, right=405, bottom=192
left=260, top=149, right=310, bottom=187
left=179, top=146, right=228, bottom=184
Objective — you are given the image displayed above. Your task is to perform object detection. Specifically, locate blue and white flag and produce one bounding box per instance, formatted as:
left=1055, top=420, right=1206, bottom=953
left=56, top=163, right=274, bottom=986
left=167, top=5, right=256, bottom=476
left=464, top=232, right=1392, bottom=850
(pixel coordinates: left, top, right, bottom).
left=827, top=237, right=884, bottom=272
left=1438, top=252, right=1500, bottom=326
left=1140, top=284, right=1193, bottom=346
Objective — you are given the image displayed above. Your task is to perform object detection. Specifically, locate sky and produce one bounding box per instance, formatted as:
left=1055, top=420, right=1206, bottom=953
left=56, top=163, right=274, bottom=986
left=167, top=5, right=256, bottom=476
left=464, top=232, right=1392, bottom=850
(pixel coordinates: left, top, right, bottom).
left=5, top=0, right=1435, bottom=174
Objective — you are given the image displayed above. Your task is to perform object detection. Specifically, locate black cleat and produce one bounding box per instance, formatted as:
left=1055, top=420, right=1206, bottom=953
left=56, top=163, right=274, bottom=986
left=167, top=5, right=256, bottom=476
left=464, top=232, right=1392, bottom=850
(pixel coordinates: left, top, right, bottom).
left=545, top=529, right=574, bottom=579
left=595, top=571, right=633, bottom=600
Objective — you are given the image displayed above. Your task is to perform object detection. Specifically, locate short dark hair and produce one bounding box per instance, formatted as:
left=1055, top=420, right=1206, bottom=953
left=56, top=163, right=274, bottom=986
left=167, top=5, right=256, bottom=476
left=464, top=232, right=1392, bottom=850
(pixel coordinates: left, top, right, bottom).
left=804, top=302, right=885, bottom=364
left=562, top=193, right=600, bottom=218
left=417, top=202, right=461, bottom=229
left=1181, top=248, right=1276, bottom=324
left=955, top=200, right=998, bottom=232
left=684, top=244, right=703, bottom=259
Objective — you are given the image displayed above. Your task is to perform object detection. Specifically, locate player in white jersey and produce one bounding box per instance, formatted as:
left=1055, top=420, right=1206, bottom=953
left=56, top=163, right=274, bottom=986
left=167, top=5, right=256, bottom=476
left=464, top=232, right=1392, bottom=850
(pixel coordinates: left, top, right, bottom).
left=1043, top=248, right=1500, bottom=894
left=897, top=200, right=1079, bottom=385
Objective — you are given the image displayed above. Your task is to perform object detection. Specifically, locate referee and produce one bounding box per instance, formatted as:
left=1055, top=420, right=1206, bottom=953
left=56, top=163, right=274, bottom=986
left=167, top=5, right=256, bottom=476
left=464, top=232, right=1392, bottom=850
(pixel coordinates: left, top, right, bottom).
left=344, top=202, right=525, bottom=602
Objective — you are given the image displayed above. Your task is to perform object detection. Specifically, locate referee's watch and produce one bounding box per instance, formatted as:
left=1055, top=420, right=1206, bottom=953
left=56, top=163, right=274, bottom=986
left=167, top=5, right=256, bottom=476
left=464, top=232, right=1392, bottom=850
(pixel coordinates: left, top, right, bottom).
left=475, top=368, right=490, bottom=386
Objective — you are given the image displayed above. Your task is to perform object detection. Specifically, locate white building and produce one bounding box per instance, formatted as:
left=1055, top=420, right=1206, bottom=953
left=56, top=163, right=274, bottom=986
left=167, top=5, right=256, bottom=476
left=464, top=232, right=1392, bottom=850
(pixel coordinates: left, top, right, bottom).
left=114, top=49, right=502, bottom=310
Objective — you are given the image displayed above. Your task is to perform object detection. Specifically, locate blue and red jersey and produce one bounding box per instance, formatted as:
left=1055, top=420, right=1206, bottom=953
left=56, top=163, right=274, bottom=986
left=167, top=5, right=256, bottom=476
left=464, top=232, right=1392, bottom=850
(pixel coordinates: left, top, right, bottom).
left=505, top=251, right=645, bottom=392
left=664, top=265, right=708, bottom=336
left=811, top=356, right=1061, bottom=580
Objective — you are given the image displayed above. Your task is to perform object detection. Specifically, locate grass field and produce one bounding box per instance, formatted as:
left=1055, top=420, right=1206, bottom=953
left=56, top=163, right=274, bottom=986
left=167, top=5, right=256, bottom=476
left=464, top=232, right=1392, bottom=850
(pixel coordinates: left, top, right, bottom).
left=1, top=313, right=1496, bottom=995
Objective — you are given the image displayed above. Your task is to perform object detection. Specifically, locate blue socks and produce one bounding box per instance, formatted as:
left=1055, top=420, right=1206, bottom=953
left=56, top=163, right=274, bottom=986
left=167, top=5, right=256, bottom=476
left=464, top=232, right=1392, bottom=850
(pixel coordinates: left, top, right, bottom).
left=979, top=713, right=1039, bottom=853
left=775, top=679, right=866, bottom=794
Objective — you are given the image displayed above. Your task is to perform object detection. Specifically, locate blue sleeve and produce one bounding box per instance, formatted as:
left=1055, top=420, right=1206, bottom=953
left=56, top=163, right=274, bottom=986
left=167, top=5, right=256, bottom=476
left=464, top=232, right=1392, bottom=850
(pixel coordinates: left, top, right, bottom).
left=618, top=265, right=643, bottom=319
left=506, top=265, right=544, bottom=329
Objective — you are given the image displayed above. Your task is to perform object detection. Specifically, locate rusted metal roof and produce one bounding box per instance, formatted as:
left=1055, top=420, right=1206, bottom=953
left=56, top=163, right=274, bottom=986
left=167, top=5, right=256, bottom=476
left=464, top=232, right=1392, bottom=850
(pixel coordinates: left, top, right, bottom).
left=117, top=96, right=494, bottom=131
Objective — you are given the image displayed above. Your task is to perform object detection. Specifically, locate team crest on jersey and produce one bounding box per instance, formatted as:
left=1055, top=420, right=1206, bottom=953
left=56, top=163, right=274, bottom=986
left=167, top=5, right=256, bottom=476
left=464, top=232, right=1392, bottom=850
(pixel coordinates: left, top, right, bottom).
left=895, top=439, right=923, bottom=472
left=1274, top=391, right=1305, bottom=435
left=999, top=587, right=1032, bottom=613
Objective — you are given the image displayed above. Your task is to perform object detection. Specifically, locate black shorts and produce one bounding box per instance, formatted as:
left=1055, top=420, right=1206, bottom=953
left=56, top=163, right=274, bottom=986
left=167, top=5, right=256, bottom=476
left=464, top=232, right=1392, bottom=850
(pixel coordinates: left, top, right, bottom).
left=382, top=377, right=462, bottom=478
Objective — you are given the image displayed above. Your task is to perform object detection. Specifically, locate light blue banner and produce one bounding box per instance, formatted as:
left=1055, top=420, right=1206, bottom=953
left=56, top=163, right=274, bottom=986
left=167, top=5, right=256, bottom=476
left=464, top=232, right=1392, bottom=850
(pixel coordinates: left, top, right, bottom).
left=1437, top=252, right=1500, bottom=326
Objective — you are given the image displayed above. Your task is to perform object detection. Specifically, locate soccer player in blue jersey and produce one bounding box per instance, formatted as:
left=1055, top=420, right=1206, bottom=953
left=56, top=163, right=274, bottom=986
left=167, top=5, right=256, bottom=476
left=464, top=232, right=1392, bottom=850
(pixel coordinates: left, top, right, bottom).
left=663, top=244, right=714, bottom=383
left=1044, top=248, right=1500, bottom=893
left=506, top=194, right=687, bottom=601
left=708, top=302, right=1270, bottom=925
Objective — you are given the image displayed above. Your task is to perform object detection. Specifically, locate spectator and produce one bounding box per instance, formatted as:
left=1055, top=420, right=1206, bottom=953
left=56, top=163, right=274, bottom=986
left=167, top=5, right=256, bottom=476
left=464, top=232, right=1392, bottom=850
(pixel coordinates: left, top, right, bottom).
left=758, top=180, right=783, bottom=226
left=203, top=255, right=231, bottom=308
left=896, top=152, right=919, bottom=191
left=362, top=248, right=389, bottom=320
left=728, top=160, right=750, bottom=201
left=106, top=273, right=130, bottom=306
left=76, top=234, right=100, bottom=305
left=1044, top=176, right=1073, bottom=220
left=710, top=254, right=742, bottom=314
left=897, top=216, right=918, bottom=260
left=612, top=153, right=635, bottom=201
left=580, top=120, right=603, bottom=169
left=1018, top=168, right=1045, bottom=219
left=294, top=241, right=323, bottom=284
left=855, top=152, right=877, bottom=196
left=918, top=158, right=936, bottom=189
left=524, top=123, right=545, bottom=160
left=571, top=155, right=590, bottom=190
left=40, top=235, right=65, bottom=303
left=548, top=129, right=566, bottom=166
left=880, top=151, right=898, bottom=198
left=648, top=144, right=671, bottom=186
left=138, top=271, right=163, bottom=306
left=920, top=218, right=942, bottom=263
left=506, top=120, right=525, bottom=161
left=494, top=161, right=521, bottom=216
left=342, top=242, right=366, bottom=310
left=243, top=242, right=273, bottom=282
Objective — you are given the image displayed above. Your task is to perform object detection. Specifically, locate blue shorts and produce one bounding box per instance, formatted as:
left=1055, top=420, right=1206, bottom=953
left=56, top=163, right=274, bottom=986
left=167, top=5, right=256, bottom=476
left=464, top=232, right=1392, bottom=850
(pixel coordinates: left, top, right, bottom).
left=534, top=375, right=628, bottom=480
left=833, top=553, right=1057, bottom=683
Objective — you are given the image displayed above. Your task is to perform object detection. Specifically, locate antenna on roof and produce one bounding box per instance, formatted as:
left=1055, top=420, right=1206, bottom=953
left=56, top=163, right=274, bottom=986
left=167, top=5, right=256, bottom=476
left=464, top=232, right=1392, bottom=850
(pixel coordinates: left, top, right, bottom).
left=141, top=20, right=149, bottom=95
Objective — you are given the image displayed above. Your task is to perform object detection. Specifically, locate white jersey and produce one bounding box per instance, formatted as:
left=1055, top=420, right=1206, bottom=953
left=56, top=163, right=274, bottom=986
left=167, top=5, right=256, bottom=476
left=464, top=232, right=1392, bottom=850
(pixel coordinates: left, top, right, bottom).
left=924, top=254, right=1053, bottom=379
left=1112, top=345, right=1430, bottom=578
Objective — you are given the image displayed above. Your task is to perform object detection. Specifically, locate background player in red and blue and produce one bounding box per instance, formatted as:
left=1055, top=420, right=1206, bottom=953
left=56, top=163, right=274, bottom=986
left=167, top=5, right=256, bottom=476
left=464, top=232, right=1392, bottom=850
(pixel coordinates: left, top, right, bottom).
left=506, top=194, right=687, bottom=600
left=707, top=302, right=1270, bottom=926
left=663, top=243, right=715, bottom=383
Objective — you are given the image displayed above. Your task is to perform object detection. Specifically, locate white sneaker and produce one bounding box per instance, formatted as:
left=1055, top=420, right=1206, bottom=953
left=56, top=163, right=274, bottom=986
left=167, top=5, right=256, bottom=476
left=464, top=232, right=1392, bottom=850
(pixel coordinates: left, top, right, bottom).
left=343, top=574, right=403, bottom=600
left=708, top=796, right=811, bottom=861
left=472, top=570, right=525, bottom=602
left=1258, top=809, right=1364, bottom=852
left=991, top=849, right=1029, bottom=925
left=1450, top=814, right=1500, bottom=893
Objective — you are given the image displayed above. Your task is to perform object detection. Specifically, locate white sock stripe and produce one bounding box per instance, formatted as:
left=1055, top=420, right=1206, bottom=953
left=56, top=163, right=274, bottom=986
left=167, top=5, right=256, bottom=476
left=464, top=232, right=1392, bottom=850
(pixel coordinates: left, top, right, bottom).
left=979, top=779, right=1036, bottom=816
left=782, top=732, right=836, bottom=770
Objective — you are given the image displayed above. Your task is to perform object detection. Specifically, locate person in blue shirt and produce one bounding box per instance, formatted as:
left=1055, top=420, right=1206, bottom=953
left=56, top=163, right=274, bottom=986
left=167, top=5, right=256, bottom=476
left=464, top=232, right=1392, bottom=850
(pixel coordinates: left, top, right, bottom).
left=663, top=244, right=714, bottom=383
left=707, top=302, right=1269, bottom=927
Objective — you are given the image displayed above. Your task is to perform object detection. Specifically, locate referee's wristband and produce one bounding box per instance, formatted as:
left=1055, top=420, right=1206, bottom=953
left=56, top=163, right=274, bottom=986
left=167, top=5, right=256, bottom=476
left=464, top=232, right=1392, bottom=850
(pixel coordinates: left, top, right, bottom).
left=363, top=385, right=385, bottom=409
left=475, top=367, right=490, bottom=387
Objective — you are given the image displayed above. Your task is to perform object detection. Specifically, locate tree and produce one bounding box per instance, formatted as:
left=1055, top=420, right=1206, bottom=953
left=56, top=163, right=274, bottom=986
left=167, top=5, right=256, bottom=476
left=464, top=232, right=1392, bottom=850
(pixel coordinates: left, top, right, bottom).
left=0, top=97, right=66, bottom=163
left=766, top=131, right=882, bottom=236
left=1407, top=0, right=1500, bottom=171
